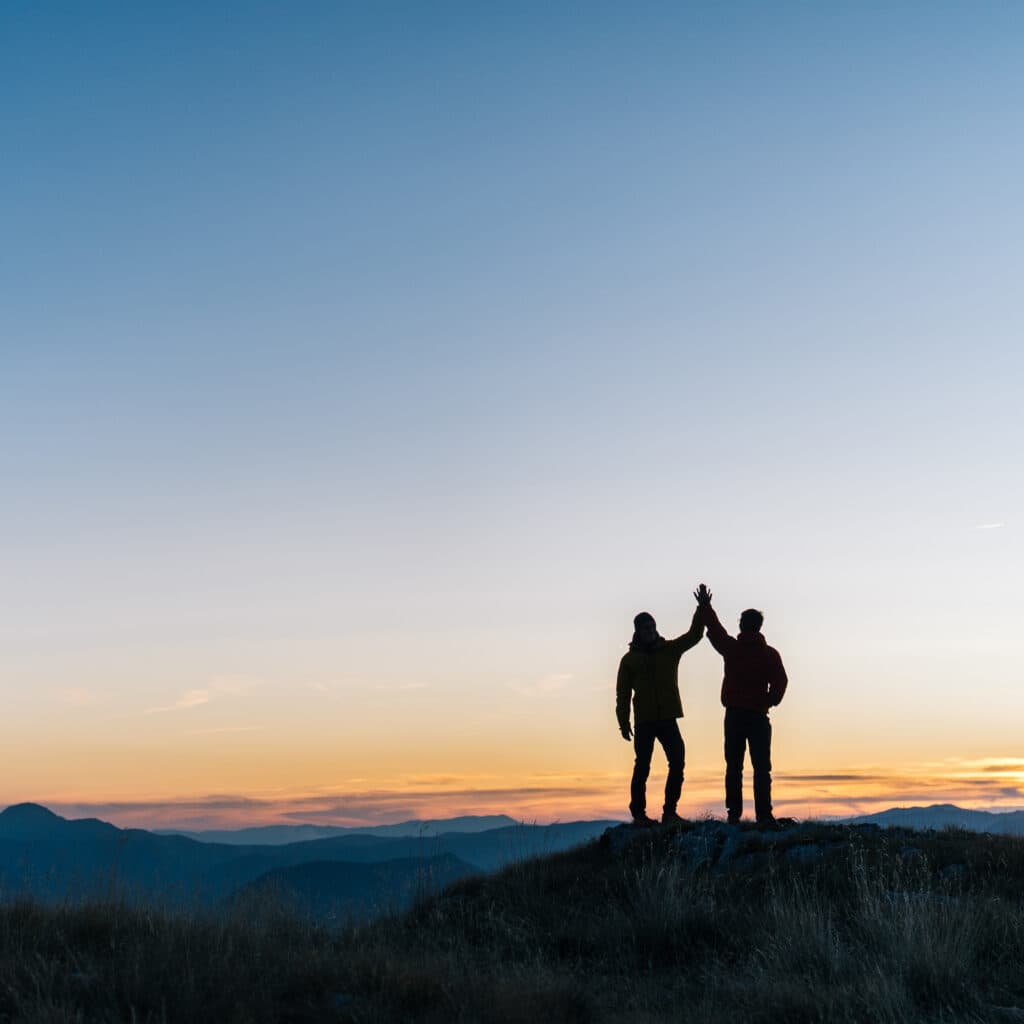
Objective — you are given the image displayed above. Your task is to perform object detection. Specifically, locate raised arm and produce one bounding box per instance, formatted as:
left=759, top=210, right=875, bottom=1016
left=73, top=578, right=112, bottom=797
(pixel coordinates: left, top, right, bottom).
left=666, top=606, right=704, bottom=654
left=701, top=604, right=736, bottom=656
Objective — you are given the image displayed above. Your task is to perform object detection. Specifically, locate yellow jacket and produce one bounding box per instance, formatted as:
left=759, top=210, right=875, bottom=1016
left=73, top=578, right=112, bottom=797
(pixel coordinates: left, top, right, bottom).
left=616, top=610, right=704, bottom=729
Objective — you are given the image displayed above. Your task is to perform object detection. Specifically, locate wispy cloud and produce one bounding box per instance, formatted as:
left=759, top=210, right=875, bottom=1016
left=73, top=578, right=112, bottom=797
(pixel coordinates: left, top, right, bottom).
left=188, top=725, right=264, bottom=736
left=41, top=775, right=624, bottom=830
left=144, top=689, right=210, bottom=714
left=777, top=773, right=890, bottom=783
left=979, top=760, right=1024, bottom=774
left=140, top=674, right=260, bottom=716
left=974, top=522, right=1005, bottom=530
left=36, top=758, right=1024, bottom=831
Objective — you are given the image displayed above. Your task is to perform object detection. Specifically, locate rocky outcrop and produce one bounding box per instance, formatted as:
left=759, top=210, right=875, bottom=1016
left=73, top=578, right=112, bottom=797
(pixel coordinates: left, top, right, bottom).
left=602, top=817, right=889, bottom=874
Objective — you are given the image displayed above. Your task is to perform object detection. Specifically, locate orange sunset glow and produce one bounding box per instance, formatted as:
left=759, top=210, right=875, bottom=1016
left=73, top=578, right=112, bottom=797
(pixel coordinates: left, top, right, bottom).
left=27, top=758, right=1024, bottom=832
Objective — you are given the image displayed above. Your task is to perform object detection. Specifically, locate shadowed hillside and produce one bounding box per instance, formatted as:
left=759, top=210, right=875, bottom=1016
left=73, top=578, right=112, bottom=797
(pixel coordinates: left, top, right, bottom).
left=2, top=819, right=1024, bottom=1022
left=232, top=852, right=475, bottom=924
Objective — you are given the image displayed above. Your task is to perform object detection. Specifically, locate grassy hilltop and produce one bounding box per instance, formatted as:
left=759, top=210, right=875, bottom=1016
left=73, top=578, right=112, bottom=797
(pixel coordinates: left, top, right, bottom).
left=2, top=820, right=1024, bottom=1023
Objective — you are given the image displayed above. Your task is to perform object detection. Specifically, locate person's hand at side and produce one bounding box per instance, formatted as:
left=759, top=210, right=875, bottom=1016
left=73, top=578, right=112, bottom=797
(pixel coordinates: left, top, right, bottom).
left=620, top=722, right=633, bottom=741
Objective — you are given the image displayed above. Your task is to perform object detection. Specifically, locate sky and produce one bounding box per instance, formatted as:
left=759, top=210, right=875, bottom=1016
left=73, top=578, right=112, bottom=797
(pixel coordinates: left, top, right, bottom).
left=2, top=2, right=1022, bottom=829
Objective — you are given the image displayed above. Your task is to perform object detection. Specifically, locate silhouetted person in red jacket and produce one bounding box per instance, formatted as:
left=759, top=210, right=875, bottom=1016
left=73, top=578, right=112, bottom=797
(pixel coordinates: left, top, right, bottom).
left=695, top=585, right=788, bottom=827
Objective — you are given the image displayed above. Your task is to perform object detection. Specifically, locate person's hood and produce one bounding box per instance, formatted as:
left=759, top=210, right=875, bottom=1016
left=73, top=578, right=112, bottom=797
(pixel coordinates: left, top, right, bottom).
left=629, top=631, right=666, bottom=652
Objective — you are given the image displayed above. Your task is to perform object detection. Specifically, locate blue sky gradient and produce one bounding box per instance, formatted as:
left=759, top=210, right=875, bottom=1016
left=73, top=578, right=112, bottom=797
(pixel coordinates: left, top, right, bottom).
left=2, top=3, right=1022, bottom=823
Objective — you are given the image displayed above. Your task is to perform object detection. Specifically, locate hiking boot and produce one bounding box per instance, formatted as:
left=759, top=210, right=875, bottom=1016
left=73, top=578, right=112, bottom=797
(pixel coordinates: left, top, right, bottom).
left=661, top=810, right=685, bottom=827
left=727, top=812, right=742, bottom=826
left=756, top=815, right=782, bottom=832
left=631, top=814, right=659, bottom=828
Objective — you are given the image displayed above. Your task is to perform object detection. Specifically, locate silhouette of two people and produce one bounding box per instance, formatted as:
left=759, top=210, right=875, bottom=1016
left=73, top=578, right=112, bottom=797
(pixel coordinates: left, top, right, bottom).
left=616, top=584, right=788, bottom=827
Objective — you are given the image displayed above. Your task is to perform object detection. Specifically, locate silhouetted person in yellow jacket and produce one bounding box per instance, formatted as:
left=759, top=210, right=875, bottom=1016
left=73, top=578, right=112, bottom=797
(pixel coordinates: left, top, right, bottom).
left=696, top=584, right=788, bottom=828
left=616, top=602, right=704, bottom=826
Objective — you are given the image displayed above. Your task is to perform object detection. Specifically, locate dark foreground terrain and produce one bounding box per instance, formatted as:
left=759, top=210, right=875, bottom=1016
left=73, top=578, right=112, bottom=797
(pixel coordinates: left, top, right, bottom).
left=3, top=819, right=1024, bottom=1023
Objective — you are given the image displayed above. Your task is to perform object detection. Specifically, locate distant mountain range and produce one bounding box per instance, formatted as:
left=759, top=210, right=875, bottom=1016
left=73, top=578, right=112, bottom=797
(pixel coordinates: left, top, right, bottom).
left=0, top=804, right=617, bottom=921
left=157, top=803, right=1024, bottom=843
left=157, top=814, right=521, bottom=845
left=843, top=803, right=1024, bottom=834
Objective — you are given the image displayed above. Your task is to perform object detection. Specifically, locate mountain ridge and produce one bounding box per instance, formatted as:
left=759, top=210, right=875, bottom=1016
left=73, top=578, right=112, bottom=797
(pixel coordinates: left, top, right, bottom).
left=842, top=802, right=1024, bottom=834
left=0, top=802, right=120, bottom=841
left=155, top=813, right=521, bottom=845
left=0, top=803, right=618, bottom=911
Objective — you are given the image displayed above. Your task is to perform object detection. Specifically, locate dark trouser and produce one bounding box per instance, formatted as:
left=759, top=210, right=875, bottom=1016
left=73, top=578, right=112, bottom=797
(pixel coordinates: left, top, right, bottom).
left=724, top=708, right=773, bottom=820
left=630, top=719, right=685, bottom=818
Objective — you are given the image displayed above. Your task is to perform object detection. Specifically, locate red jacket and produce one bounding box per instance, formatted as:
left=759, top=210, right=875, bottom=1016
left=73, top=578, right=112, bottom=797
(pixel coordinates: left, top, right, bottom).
left=703, top=607, right=788, bottom=712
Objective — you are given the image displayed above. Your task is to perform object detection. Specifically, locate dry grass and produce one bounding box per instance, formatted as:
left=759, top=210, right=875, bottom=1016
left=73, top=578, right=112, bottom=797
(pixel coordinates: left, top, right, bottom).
left=2, top=824, right=1024, bottom=1022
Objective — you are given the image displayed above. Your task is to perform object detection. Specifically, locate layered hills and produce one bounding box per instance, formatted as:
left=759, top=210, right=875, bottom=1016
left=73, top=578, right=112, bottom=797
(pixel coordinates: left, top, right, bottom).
left=158, top=814, right=520, bottom=845
left=2, top=813, right=1023, bottom=1022
left=4, top=799, right=1024, bottom=933
left=0, top=803, right=616, bottom=918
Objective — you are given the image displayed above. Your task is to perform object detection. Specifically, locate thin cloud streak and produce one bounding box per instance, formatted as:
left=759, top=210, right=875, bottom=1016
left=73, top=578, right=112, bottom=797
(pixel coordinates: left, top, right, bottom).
left=980, top=761, right=1024, bottom=773
left=776, top=773, right=890, bottom=783
left=141, top=675, right=259, bottom=716
left=35, top=758, right=1024, bottom=830
left=143, top=689, right=211, bottom=714
left=188, top=725, right=265, bottom=736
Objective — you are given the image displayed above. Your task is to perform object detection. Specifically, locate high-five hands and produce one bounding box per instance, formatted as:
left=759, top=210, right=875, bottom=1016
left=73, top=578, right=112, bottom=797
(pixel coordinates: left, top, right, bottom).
left=693, top=583, right=712, bottom=607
